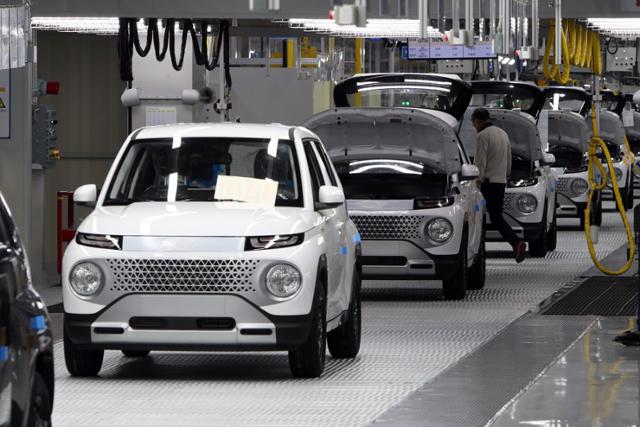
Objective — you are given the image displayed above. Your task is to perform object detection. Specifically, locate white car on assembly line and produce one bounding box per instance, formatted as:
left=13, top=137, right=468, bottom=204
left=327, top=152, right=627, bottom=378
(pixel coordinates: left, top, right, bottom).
left=459, top=81, right=557, bottom=257
left=62, top=123, right=361, bottom=379
left=542, top=87, right=601, bottom=229
left=305, top=73, right=485, bottom=300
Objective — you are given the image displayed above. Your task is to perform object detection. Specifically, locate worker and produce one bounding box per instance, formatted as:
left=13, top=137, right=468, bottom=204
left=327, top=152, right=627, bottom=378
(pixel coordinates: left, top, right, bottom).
left=472, top=107, right=527, bottom=263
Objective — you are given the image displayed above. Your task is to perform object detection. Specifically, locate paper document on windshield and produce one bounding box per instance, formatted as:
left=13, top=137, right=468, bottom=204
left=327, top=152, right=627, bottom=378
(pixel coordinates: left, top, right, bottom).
left=214, top=176, right=278, bottom=206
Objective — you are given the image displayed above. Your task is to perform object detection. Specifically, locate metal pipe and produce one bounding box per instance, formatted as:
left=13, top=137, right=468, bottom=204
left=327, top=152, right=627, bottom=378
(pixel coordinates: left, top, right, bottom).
left=438, top=0, right=446, bottom=33
left=555, top=0, right=562, bottom=66
left=500, top=0, right=510, bottom=54
left=489, top=0, right=496, bottom=38
left=531, top=0, right=538, bottom=48
left=419, top=0, right=429, bottom=40
left=465, top=0, right=473, bottom=34
left=452, top=0, right=460, bottom=35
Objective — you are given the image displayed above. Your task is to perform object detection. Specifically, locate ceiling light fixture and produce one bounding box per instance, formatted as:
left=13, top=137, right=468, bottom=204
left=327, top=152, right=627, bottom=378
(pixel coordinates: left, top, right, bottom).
left=279, top=18, right=444, bottom=39
left=586, top=18, right=640, bottom=39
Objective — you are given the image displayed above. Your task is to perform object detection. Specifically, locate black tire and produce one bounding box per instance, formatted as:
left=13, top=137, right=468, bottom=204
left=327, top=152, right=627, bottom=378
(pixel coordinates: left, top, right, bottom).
left=529, top=206, right=548, bottom=258
left=64, top=323, right=104, bottom=377
left=594, top=193, right=603, bottom=226
left=122, top=350, right=150, bottom=358
left=26, top=372, right=52, bottom=427
left=546, top=209, right=557, bottom=252
left=467, top=227, right=486, bottom=291
left=442, top=230, right=468, bottom=300
left=288, top=279, right=327, bottom=378
left=328, top=270, right=361, bottom=359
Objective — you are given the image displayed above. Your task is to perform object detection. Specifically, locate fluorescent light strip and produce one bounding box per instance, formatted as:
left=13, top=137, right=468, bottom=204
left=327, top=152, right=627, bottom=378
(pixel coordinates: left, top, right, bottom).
left=284, top=18, right=443, bottom=39
left=586, top=18, right=640, bottom=38
left=358, top=85, right=450, bottom=93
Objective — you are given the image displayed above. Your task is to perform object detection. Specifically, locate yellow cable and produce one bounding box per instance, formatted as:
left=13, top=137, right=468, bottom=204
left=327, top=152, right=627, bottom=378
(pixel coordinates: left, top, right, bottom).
left=584, top=106, right=635, bottom=275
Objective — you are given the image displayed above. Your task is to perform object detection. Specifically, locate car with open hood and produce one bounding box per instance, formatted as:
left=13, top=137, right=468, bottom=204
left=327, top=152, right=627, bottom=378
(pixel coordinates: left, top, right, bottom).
left=304, top=73, right=485, bottom=300
left=588, top=90, right=634, bottom=210
left=542, top=86, right=601, bottom=229
left=459, top=81, right=557, bottom=257
left=62, top=123, right=361, bottom=379
left=0, top=192, right=54, bottom=427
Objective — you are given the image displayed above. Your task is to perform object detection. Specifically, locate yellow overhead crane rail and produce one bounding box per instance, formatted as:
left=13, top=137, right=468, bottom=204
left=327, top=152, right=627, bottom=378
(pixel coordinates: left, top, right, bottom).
left=541, top=19, right=602, bottom=85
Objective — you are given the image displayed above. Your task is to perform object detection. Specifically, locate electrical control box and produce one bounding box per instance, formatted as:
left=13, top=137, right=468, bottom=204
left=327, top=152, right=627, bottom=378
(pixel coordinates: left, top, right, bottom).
left=32, top=104, right=59, bottom=169
left=606, top=47, right=637, bottom=72
left=436, top=59, right=474, bottom=74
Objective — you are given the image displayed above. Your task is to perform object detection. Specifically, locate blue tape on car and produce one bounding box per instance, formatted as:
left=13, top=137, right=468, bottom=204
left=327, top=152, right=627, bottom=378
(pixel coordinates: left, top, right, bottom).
left=352, top=233, right=361, bottom=243
left=474, top=204, right=480, bottom=212
left=29, top=315, right=46, bottom=332
left=340, top=246, right=348, bottom=255
left=0, top=346, right=7, bottom=362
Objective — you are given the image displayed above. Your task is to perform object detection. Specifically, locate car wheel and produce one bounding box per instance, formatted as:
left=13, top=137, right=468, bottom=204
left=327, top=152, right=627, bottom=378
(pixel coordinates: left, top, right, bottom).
left=545, top=209, right=557, bottom=252
left=122, top=350, right=150, bottom=358
left=328, top=269, right=361, bottom=359
left=528, top=202, right=548, bottom=258
left=26, top=372, right=52, bottom=427
left=467, top=227, right=486, bottom=291
left=288, top=278, right=327, bottom=378
left=64, top=323, right=104, bottom=377
left=442, top=229, right=468, bottom=300
left=594, top=192, right=603, bottom=226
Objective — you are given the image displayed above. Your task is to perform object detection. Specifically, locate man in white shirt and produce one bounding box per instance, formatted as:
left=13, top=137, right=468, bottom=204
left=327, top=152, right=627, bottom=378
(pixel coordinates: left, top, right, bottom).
left=472, top=108, right=526, bottom=263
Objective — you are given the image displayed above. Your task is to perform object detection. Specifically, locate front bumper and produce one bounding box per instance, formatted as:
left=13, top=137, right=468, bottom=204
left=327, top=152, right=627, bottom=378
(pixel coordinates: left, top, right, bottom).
left=556, top=193, right=587, bottom=218
left=358, top=240, right=459, bottom=280
left=486, top=215, right=543, bottom=243
left=64, top=293, right=313, bottom=351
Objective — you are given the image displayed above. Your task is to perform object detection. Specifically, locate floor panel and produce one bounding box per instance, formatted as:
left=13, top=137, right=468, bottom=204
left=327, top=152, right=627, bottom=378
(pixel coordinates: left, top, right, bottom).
left=50, top=214, right=630, bottom=427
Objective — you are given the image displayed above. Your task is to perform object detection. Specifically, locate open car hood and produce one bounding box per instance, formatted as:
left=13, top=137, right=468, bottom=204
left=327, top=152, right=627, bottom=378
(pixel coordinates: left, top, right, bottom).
left=459, top=108, right=543, bottom=161
left=303, top=107, right=463, bottom=174
left=601, top=90, right=625, bottom=117
left=588, top=110, right=626, bottom=145
left=332, top=73, right=472, bottom=121
left=546, top=110, right=591, bottom=153
left=542, top=86, right=592, bottom=117
left=628, top=111, right=640, bottom=141
left=470, top=81, right=545, bottom=119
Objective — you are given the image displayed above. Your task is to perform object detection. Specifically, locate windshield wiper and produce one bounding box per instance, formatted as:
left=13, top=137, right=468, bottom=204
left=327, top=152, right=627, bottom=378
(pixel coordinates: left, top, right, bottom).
left=103, top=198, right=156, bottom=206
left=208, top=198, right=248, bottom=203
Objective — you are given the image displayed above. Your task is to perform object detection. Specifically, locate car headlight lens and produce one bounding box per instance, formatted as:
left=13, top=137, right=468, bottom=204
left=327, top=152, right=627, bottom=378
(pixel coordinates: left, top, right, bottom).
left=516, top=194, right=538, bottom=214
left=570, top=178, right=589, bottom=195
left=76, top=233, right=122, bottom=250
left=69, top=262, right=103, bottom=296
left=426, top=218, right=453, bottom=243
left=614, top=167, right=623, bottom=181
left=245, top=233, right=304, bottom=251
left=265, top=264, right=302, bottom=298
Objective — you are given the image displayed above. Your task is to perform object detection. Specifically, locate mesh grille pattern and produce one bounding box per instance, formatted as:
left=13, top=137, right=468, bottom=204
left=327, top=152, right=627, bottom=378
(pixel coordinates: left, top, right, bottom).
left=503, top=193, right=516, bottom=210
left=351, top=215, right=425, bottom=240
left=106, top=258, right=259, bottom=293
left=557, top=177, right=570, bottom=194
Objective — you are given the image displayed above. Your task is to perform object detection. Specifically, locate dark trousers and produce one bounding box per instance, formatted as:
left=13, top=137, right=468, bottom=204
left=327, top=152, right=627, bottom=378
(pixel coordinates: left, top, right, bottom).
left=481, top=182, right=520, bottom=248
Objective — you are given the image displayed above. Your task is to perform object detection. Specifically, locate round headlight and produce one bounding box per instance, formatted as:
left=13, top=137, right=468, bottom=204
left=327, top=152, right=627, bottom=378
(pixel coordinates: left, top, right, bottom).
left=69, top=262, right=103, bottom=296
left=265, top=264, right=302, bottom=298
left=426, top=218, right=453, bottom=243
left=570, top=178, right=589, bottom=195
left=614, top=167, right=623, bottom=181
left=516, top=194, right=538, bottom=214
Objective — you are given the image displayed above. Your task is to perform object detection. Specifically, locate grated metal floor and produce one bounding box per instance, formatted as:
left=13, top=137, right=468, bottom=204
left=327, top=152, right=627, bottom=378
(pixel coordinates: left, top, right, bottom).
left=51, top=211, right=630, bottom=427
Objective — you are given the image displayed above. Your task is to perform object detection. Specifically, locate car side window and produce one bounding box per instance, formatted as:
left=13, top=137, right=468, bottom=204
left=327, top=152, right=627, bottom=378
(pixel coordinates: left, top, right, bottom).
left=311, top=140, right=339, bottom=186
left=303, top=142, right=326, bottom=203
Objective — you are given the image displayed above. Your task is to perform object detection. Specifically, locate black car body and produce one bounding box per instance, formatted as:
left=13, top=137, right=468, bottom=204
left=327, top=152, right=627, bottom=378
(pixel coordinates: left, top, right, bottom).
left=0, top=192, right=54, bottom=426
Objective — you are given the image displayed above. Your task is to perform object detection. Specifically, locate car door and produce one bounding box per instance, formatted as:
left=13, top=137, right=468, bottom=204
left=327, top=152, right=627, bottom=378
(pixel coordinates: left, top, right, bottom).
left=456, top=141, right=483, bottom=259
left=0, top=209, right=15, bottom=427
left=301, top=140, right=344, bottom=320
left=310, top=139, right=351, bottom=313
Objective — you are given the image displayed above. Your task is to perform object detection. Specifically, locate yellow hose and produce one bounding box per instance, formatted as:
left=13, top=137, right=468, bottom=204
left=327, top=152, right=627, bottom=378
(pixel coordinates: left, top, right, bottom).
left=584, top=107, right=635, bottom=275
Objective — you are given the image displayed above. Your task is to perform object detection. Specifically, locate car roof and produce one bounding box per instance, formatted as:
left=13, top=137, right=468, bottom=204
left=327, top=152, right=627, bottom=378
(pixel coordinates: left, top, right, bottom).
left=132, top=122, right=305, bottom=141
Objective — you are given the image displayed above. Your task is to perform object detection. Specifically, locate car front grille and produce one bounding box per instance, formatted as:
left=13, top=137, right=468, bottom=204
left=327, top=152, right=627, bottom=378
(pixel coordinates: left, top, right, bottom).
left=351, top=215, right=426, bottom=240
left=106, top=258, right=259, bottom=294
left=503, top=193, right=516, bottom=210
left=556, top=177, right=570, bottom=194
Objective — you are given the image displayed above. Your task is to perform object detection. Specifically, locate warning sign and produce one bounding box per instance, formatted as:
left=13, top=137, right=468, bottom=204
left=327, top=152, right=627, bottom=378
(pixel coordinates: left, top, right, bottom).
left=0, top=69, right=8, bottom=139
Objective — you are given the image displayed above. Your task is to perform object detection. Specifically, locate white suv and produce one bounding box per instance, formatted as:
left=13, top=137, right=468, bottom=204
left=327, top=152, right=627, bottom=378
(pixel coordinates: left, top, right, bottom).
left=460, top=81, right=558, bottom=257
left=542, top=87, right=601, bottom=229
left=305, top=73, right=486, bottom=300
left=62, top=123, right=361, bottom=378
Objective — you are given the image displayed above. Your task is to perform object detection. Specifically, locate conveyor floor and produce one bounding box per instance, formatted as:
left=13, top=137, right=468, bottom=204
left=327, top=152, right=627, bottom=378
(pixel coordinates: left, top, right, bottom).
left=50, top=211, right=629, bottom=427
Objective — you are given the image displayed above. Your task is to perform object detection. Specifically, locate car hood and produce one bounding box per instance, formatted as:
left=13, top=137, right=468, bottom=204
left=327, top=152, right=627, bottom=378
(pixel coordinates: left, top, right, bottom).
left=587, top=110, right=625, bottom=145
left=303, top=107, right=462, bottom=174
left=78, top=202, right=317, bottom=237
left=459, top=108, right=544, bottom=161
left=545, top=110, right=591, bottom=153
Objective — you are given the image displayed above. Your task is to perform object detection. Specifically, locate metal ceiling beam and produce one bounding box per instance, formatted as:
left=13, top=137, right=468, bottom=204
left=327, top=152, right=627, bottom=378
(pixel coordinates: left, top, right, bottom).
left=31, top=0, right=331, bottom=19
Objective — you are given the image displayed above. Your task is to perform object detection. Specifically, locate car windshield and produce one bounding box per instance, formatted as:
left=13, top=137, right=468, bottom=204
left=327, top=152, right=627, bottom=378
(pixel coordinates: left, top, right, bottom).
left=334, top=159, right=448, bottom=199
left=543, top=93, right=586, bottom=113
left=105, top=137, right=302, bottom=207
left=470, top=93, right=535, bottom=111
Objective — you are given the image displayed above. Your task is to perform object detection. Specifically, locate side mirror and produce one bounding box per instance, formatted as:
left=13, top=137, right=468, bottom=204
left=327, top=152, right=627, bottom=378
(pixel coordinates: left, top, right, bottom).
left=316, top=185, right=345, bottom=210
left=541, top=153, right=556, bottom=166
left=460, top=164, right=480, bottom=180
left=74, top=184, right=97, bottom=208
